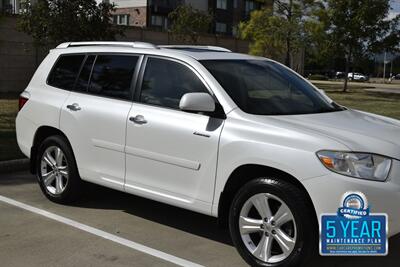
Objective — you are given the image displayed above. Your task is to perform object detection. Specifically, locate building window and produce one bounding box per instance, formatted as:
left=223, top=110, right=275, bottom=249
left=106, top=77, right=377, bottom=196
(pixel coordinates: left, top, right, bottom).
left=151, top=15, right=164, bottom=26
left=232, top=25, right=238, bottom=37
left=245, top=0, right=255, bottom=14
left=217, top=0, right=227, bottom=10
left=114, top=14, right=129, bottom=26
left=216, top=22, right=227, bottom=33
left=233, top=0, right=238, bottom=9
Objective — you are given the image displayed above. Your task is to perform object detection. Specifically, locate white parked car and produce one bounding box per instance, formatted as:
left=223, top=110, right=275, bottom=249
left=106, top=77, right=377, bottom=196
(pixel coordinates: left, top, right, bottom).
left=348, top=72, right=369, bottom=81
left=16, top=42, right=400, bottom=267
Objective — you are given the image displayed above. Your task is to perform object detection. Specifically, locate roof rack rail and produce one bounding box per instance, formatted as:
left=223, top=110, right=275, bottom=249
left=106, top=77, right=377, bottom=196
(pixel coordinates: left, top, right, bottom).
left=56, top=41, right=158, bottom=49
left=159, top=45, right=232, bottom=52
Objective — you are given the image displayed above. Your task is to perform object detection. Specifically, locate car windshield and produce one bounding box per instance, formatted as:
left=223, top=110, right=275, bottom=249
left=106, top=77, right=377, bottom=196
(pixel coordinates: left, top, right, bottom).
left=201, top=59, right=343, bottom=115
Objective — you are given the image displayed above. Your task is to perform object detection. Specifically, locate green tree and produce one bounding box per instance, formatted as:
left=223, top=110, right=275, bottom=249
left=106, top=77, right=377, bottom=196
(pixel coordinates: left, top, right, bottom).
left=240, top=0, right=321, bottom=70
left=303, top=2, right=333, bottom=72
left=169, top=5, right=212, bottom=44
left=17, top=0, right=123, bottom=46
left=325, top=0, right=400, bottom=92
left=239, top=8, right=287, bottom=60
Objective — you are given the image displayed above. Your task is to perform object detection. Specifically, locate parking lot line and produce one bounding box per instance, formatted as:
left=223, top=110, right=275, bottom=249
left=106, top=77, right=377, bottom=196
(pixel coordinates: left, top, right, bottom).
left=0, top=194, right=204, bottom=267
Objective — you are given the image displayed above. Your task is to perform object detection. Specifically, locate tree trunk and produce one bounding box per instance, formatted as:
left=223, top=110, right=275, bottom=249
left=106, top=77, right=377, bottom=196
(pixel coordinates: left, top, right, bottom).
left=285, top=0, right=293, bottom=68
left=343, top=57, right=350, bottom=92
left=285, top=36, right=291, bottom=67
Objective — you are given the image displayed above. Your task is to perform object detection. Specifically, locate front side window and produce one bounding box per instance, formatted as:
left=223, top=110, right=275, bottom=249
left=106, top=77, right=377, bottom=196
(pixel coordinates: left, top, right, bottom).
left=48, top=55, right=85, bottom=90
left=202, top=60, right=343, bottom=115
left=88, top=55, right=139, bottom=100
left=140, top=57, right=209, bottom=109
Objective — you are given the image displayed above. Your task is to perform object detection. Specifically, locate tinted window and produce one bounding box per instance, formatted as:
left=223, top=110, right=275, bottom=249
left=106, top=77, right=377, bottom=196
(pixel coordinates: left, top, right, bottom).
left=88, top=55, right=138, bottom=100
left=48, top=55, right=85, bottom=90
left=75, top=55, right=95, bottom=92
left=202, top=60, right=343, bottom=115
left=140, top=58, right=208, bottom=109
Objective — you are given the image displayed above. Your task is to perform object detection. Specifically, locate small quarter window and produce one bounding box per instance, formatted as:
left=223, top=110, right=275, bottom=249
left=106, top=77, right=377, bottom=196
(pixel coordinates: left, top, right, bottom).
left=48, top=55, right=85, bottom=90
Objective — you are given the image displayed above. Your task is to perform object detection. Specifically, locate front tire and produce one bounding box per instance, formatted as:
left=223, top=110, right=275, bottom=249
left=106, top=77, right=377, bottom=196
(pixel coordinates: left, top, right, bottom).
left=36, top=135, right=82, bottom=204
left=229, top=178, right=317, bottom=267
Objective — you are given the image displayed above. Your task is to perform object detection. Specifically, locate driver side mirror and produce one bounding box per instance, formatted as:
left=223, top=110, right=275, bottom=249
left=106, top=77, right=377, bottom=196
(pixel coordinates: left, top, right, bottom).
left=179, top=93, right=216, bottom=113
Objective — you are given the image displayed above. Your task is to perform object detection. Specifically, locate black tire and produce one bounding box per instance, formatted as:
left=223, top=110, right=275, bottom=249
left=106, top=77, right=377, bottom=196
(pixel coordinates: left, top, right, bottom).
left=229, top=178, right=317, bottom=267
left=36, top=135, right=82, bottom=204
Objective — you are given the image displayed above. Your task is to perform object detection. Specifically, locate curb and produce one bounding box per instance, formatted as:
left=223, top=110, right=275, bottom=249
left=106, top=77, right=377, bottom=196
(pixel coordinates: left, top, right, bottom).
left=0, top=158, right=30, bottom=174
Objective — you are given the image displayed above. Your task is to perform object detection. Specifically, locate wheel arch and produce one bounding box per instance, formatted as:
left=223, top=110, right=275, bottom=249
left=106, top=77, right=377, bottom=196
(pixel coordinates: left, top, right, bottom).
left=30, top=126, right=73, bottom=174
left=217, top=164, right=318, bottom=229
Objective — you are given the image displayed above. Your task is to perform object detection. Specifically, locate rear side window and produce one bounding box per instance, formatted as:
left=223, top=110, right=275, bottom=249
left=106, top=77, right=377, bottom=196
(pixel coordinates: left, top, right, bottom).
left=140, top=57, right=209, bottom=109
left=75, top=55, right=95, bottom=92
left=88, top=55, right=139, bottom=100
left=48, top=55, right=85, bottom=90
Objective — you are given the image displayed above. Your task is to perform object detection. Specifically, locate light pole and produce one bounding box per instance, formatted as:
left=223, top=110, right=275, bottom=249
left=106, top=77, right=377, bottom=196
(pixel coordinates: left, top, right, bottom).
left=390, top=59, right=393, bottom=78
left=383, top=51, right=390, bottom=83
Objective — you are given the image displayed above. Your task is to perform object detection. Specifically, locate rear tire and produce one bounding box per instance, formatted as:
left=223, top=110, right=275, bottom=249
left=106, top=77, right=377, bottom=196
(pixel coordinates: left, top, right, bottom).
left=229, top=178, right=317, bottom=267
left=36, top=135, right=82, bottom=204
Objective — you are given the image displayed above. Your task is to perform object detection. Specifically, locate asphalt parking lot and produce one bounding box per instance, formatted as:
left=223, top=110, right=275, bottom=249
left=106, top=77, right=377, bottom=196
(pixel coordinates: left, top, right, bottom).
left=0, top=171, right=399, bottom=267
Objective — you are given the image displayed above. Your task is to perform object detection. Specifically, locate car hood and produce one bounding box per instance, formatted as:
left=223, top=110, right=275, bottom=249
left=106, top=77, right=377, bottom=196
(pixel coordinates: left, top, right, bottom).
left=271, top=110, right=400, bottom=160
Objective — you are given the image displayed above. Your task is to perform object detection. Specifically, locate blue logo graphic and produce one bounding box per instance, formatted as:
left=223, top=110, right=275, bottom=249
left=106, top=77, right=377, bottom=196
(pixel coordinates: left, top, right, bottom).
left=320, top=192, right=388, bottom=256
left=338, top=192, right=369, bottom=219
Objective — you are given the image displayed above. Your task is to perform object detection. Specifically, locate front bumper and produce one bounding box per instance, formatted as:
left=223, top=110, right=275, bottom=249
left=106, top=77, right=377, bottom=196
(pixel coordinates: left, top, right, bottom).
left=303, top=159, right=400, bottom=237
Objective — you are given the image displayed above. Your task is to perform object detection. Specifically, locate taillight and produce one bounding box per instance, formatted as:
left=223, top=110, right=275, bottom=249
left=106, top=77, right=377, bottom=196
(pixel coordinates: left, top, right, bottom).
left=19, top=96, right=29, bottom=111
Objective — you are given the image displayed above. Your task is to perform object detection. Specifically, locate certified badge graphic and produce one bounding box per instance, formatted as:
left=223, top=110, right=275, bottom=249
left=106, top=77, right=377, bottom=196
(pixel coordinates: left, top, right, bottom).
left=320, top=191, right=388, bottom=256
left=338, top=192, right=369, bottom=219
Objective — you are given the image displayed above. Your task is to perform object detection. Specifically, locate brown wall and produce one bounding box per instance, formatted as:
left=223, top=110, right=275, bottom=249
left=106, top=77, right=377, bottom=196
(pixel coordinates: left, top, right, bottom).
left=0, top=16, right=48, bottom=94
left=0, top=16, right=249, bottom=94
left=113, top=7, right=147, bottom=27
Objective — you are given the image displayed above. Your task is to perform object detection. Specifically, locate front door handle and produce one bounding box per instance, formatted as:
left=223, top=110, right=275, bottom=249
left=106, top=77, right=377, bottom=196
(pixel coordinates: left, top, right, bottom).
left=66, top=103, right=81, bottom=111
left=129, top=115, right=147, bottom=124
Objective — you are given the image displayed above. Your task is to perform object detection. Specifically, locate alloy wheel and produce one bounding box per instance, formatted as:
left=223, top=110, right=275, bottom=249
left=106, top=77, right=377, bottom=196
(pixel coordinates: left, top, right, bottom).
left=40, top=146, right=69, bottom=195
left=239, top=193, right=297, bottom=263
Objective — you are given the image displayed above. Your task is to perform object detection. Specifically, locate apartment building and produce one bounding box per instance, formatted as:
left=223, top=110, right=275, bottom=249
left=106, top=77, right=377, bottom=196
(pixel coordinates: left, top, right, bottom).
left=0, top=0, right=30, bottom=14
left=210, top=0, right=268, bottom=36
left=109, top=0, right=148, bottom=27
left=107, top=0, right=269, bottom=35
left=109, top=0, right=201, bottom=29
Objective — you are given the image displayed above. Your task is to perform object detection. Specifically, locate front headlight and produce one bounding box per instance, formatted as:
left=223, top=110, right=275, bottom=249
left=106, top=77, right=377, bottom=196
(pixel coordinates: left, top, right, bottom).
left=317, top=151, right=392, bottom=181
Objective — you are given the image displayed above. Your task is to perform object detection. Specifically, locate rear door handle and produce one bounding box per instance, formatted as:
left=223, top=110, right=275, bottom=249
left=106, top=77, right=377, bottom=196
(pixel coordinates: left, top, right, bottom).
left=129, top=115, right=147, bottom=124
left=66, top=103, right=81, bottom=111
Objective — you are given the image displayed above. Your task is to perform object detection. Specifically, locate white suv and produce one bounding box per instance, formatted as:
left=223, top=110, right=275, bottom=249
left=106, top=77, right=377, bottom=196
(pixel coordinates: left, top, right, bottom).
left=16, top=42, right=400, bottom=267
left=348, top=72, right=369, bottom=82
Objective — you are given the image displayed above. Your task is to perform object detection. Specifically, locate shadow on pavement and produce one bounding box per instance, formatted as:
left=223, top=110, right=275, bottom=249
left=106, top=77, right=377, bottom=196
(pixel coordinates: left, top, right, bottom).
left=0, top=171, right=37, bottom=185
left=1, top=171, right=399, bottom=266
left=79, top=182, right=234, bottom=246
